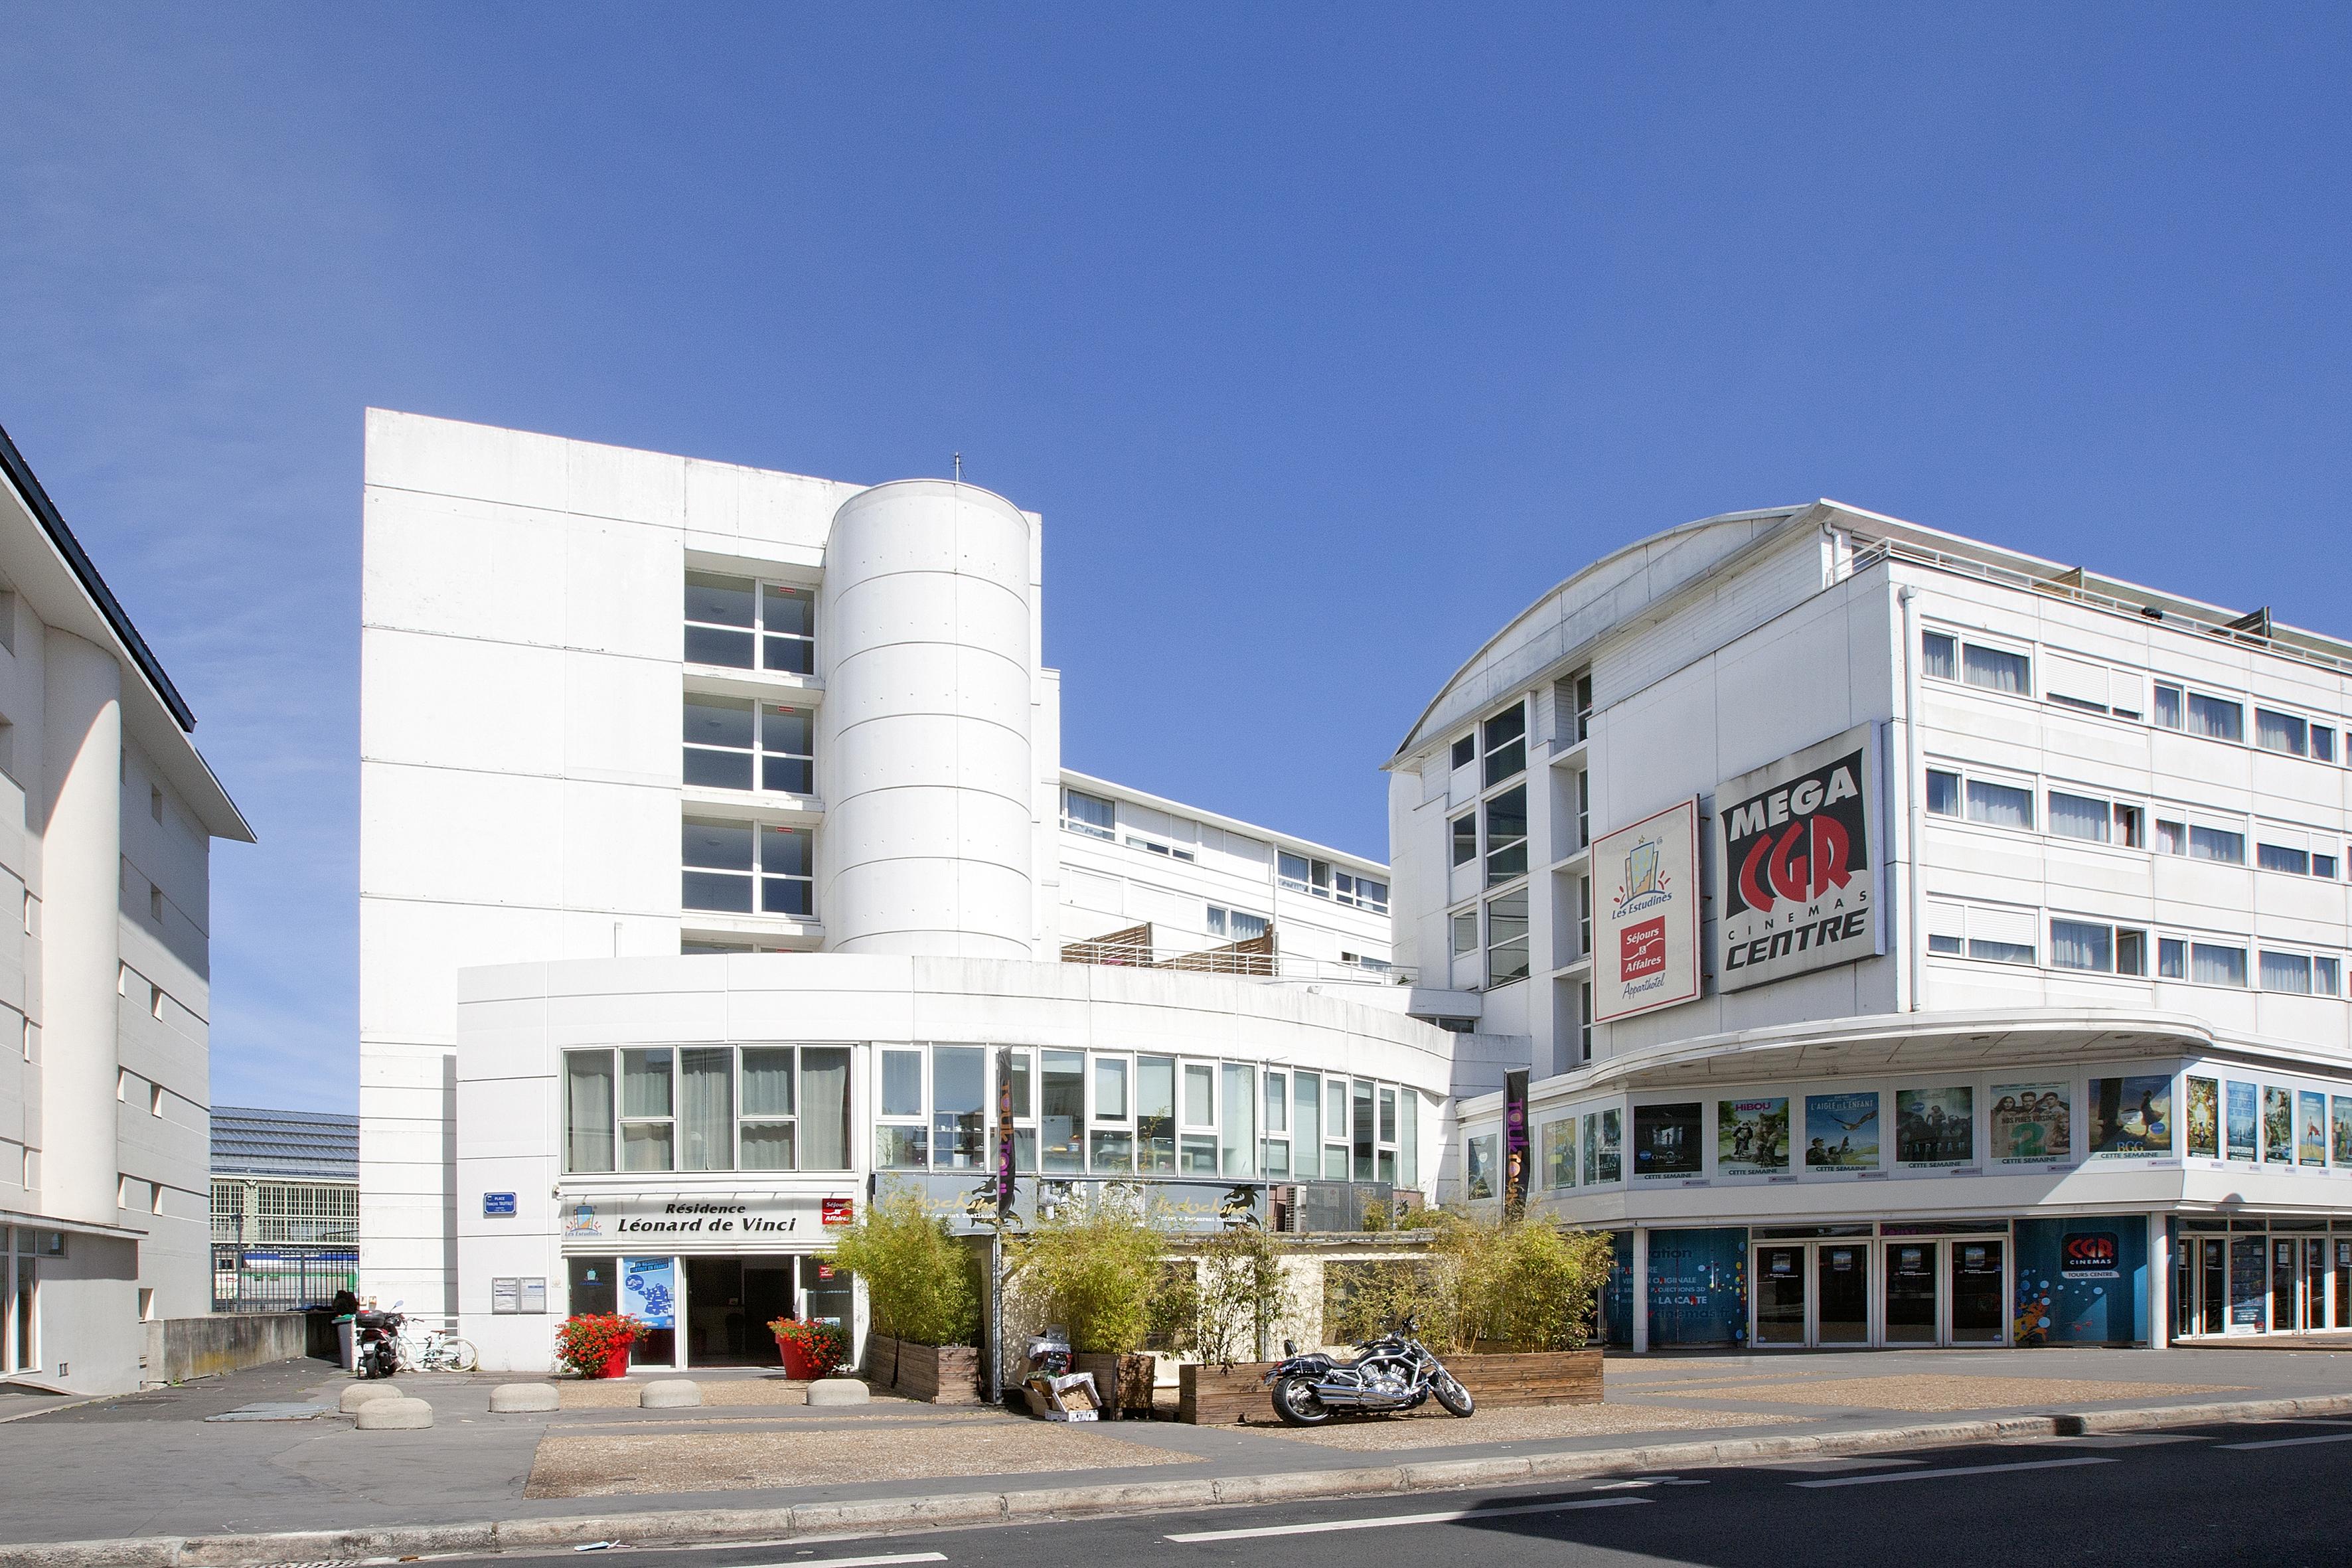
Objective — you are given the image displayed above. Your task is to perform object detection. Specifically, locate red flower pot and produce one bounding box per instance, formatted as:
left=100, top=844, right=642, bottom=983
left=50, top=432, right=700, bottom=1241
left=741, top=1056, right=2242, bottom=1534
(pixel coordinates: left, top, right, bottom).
left=599, top=1342, right=631, bottom=1379
left=777, top=1334, right=818, bottom=1379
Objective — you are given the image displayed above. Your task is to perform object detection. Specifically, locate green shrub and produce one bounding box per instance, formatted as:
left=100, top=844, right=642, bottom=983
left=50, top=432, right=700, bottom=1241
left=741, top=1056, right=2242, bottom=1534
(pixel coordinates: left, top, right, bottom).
left=1191, top=1222, right=1287, bottom=1365
left=1010, top=1190, right=1166, bottom=1353
left=830, top=1184, right=980, bottom=1346
left=1426, top=1211, right=1612, bottom=1352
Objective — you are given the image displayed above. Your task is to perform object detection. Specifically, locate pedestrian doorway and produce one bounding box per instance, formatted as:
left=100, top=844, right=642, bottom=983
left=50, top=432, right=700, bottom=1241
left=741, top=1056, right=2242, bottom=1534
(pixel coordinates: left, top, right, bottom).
left=684, top=1255, right=797, bottom=1366
left=1753, top=1235, right=2005, bottom=1347
left=1752, top=1239, right=1870, bottom=1346
left=1882, top=1237, right=2007, bottom=1346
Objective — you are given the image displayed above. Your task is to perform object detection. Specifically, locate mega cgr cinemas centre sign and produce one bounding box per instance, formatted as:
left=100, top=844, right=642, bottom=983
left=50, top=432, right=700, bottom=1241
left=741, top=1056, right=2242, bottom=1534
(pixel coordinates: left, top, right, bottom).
left=1714, top=722, right=1885, bottom=992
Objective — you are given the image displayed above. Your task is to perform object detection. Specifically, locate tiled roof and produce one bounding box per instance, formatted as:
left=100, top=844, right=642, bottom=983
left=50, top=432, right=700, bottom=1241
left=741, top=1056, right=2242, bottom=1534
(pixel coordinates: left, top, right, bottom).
left=210, top=1105, right=360, bottom=1181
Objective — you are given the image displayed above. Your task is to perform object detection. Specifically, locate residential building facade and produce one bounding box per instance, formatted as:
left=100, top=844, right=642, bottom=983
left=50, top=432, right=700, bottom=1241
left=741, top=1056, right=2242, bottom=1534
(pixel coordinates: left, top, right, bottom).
left=0, top=424, right=251, bottom=1394
left=1399, top=502, right=2352, bottom=1351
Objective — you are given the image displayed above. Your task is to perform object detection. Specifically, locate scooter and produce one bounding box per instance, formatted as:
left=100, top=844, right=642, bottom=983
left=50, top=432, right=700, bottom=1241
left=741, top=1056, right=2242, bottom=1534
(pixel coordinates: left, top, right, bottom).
left=354, top=1304, right=405, bottom=1379
left=1261, top=1312, right=1475, bottom=1427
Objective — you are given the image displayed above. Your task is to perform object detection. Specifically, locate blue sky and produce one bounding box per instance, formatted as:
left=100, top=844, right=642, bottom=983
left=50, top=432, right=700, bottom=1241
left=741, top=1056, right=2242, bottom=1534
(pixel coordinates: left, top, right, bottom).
left=2, top=6, right=2347, bottom=1113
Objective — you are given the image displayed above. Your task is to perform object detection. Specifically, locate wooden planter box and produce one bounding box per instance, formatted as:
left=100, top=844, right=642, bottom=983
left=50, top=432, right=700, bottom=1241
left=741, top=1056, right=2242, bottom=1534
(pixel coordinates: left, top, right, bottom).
left=1070, top=1352, right=1155, bottom=1421
left=894, top=1340, right=983, bottom=1404
left=1178, top=1348, right=1603, bottom=1424
left=864, top=1333, right=901, bottom=1388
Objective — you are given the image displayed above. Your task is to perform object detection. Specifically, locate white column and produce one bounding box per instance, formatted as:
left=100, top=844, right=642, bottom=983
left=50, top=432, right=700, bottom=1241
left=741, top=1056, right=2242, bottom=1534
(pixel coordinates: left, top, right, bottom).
left=2148, top=1214, right=2170, bottom=1349
left=1630, top=1227, right=1650, bottom=1353
left=39, top=629, right=123, bottom=1227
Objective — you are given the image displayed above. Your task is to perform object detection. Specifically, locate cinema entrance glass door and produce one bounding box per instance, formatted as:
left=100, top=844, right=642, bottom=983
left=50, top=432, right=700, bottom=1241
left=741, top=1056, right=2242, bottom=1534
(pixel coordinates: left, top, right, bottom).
left=1752, top=1233, right=1871, bottom=1347
left=1882, top=1236, right=2007, bottom=1346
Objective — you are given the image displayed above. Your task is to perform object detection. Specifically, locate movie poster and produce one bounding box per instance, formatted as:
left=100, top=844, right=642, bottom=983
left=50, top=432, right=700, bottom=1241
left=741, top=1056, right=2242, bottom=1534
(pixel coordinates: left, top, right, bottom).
left=2335, top=1096, right=2352, bottom=1168
left=2086, top=1075, right=2173, bottom=1158
left=1582, top=1108, right=1622, bottom=1184
left=1634, top=1102, right=1703, bottom=1179
left=2264, top=1087, right=2294, bottom=1166
left=1542, top=1118, right=1575, bottom=1190
left=2185, top=1076, right=2220, bottom=1160
left=1805, top=1091, right=1879, bottom=1172
left=1895, top=1087, right=1974, bottom=1168
left=1990, top=1083, right=2071, bottom=1166
left=2300, top=1090, right=2328, bottom=1167
left=1717, top=1097, right=1790, bottom=1176
left=2227, top=1081, right=2259, bottom=1162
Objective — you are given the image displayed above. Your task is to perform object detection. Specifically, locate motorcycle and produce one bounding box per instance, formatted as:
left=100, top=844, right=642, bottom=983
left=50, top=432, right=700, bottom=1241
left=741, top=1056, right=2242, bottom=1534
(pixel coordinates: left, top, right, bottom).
left=354, top=1305, right=404, bottom=1379
left=1261, top=1312, right=1475, bottom=1427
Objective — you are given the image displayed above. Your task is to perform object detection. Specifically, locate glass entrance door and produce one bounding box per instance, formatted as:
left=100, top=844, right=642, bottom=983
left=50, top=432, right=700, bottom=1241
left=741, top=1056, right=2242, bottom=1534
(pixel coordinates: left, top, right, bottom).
left=2306, top=1241, right=2329, bottom=1332
left=2273, top=1239, right=2300, bottom=1332
left=2199, top=1239, right=2227, bottom=1336
left=1883, top=1243, right=1937, bottom=1344
left=2336, top=1239, right=2352, bottom=1330
left=1755, top=1245, right=1808, bottom=1345
left=1952, top=1239, right=2005, bottom=1344
left=1816, top=1243, right=1869, bottom=1344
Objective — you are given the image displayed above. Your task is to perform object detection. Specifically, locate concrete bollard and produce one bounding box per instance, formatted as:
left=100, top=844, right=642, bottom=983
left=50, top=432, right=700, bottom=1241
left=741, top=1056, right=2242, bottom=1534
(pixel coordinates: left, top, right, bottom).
left=805, top=1377, right=871, bottom=1407
left=489, top=1383, right=561, bottom=1413
left=639, top=1379, right=702, bottom=1409
left=354, top=1396, right=434, bottom=1430
left=340, top=1382, right=404, bottom=1413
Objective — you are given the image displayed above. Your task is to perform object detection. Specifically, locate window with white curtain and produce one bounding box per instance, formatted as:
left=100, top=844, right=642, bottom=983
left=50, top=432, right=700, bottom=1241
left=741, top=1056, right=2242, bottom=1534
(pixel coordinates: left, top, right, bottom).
left=2191, top=942, right=2248, bottom=987
left=1921, top=631, right=1956, bottom=680
left=564, top=1044, right=848, bottom=1174
left=2258, top=842, right=2310, bottom=875
left=2051, top=919, right=2114, bottom=972
left=1926, top=769, right=1960, bottom=817
left=2256, top=709, right=2307, bottom=755
left=2261, top=951, right=2314, bottom=994
left=1966, top=779, right=2034, bottom=830
left=2189, top=825, right=2246, bottom=864
left=1962, top=643, right=2030, bottom=694
left=2048, top=791, right=2111, bottom=842
left=564, top=1052, right=615, bottom=1174
left=2188, top=692, right=2243, bottom=742
left=678, top=1048, right=734, bottom=1170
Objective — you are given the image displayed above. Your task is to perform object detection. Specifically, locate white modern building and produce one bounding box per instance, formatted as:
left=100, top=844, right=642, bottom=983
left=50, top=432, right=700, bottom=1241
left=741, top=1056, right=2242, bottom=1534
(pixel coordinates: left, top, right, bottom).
left=0, top=423, right=252, bottom=1395
left=1402, top=502, right=2352, bottom=1350
left=357, top=412, right=1448, bottom=1372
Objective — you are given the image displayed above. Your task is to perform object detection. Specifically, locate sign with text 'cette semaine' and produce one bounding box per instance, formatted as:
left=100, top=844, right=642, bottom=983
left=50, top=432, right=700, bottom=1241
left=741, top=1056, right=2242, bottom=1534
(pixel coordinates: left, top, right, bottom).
left=1715, top=723, right=1883, bottom=992
left=1591, top=797, right=1701, bottom=1023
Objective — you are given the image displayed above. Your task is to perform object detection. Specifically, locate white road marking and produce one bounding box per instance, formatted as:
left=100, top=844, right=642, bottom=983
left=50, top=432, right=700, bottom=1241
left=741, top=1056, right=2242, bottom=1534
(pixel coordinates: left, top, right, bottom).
left=1165, top=1497, right=1649, bottom=1541
left=1792, top=1456, right=2115, bottom=1488
left=2219, top=1431, right=2352, bottom=1450
left=736, top=1555, right=948, bottom=1568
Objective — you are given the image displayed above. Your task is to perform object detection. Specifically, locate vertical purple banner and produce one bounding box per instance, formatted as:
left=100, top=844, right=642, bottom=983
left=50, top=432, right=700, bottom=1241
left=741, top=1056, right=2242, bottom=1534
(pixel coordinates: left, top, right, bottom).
left=994, top=1048, right=1016, bottom=1223
left=1504, top=1067, right=1531, bottom=1216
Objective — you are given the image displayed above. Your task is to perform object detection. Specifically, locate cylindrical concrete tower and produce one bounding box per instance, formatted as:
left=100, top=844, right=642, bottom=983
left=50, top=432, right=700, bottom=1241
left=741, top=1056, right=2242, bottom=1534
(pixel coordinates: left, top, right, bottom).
left=817, top=479, right=1035, bottom=957
left=40, top=628, right=124, bottom=1226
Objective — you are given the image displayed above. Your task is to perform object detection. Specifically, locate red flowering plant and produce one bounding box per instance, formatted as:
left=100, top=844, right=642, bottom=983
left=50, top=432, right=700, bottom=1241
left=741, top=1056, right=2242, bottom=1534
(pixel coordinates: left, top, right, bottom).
left=554, top=1312, right=649, bottom=1377
left=769, top=1317, right=849, bottom=1378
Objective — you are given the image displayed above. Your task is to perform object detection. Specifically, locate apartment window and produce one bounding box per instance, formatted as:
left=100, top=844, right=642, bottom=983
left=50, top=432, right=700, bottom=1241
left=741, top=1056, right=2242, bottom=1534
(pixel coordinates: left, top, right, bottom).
left=1450, top=813, right=1476, bottom=867
left=2258, top=842, right=2310, bottom=876
left=2051, top=919, right=2146, bottom=975
left=1222, top=1063, right=1259, bottom=1178
left=2113, top=804, right=2144, bottom=848
left=2191, top=942, right=2249, bottom=987
left=1933, top=902, right=2037, bottom=965
left=1324, top=1078, right=1349, bottom=1179
left=1206, top=906, right=1268, bottom=941
left=1063, top=789, right=1115, bottom=840
left=2256, top=709, right=2308, bottom=756
left=1334, top=872, right=1389, bottom=912
left=1573, top=672, right=1594, bottom=744
left=684, top=572, right=815, bottom=674
left=1124, top=834, right=1194, bottom=861
left=2158, top=938, right=2186, bottom=980
left=933, top=1046, right=988, bottom=1171
left=1965, top=779, right=2033, bottom=830
left=2322, top=957, right=2343, bottom=995
left=148, top=884, right=163, bottom=922
left=2156, top=818, right=2185, bottom=856
left=2189, top=825, right=2246, bottom=865
left=1963, top=643, right=2030, bottom=694
left=1137, top=1056, right=1174, bottom=1174
left=1482, top=704, right=1527, bottom=786
left=149, top=786, right=162, bottom=824
left=682, top=818, right=813, bottom=916
left=1578, top=980, right=1594, bottom=1063
left=1279, top=852, right=1333, bottom=897
left=1450, top=909, right=1478, bottom=958
left=1922, top=631, right=1957, bottom=680
left=682, top=696, right=813, bottom=794
left=2315, top=726, right=2337, bottom=763
left=2188, top=692, right=2243, bottom=742
left=2317, top=852, right=2341, bottom=880
left=2048, top=791, right=2111, bottom=843
left=1575, top=769, right=1590, bottom=848
left=1484, top=785, right=1528, bottom=885
left=2154, top=682, right=2183, bottom=730
left=1486, top=888, right=1529, bottom=986
left=2261, top=951, right=2317, bottom=995
left=1972, top=933, right=2035, bottom=965
left=1450, top=734, right=1475, bottom=771
left=1926, top=769, right=1960, bottom=817
left=149, top=984, right=163, bottom=1021
left=1577, top=876, right=1592, bottom=959
left=149, top=1083, right=164, bottom=1117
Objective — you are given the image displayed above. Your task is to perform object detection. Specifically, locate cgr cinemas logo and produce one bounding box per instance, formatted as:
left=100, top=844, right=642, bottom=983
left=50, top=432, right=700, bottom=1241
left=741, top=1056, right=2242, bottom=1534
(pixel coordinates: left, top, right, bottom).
left=1721, top=748, right=1869, bottom=917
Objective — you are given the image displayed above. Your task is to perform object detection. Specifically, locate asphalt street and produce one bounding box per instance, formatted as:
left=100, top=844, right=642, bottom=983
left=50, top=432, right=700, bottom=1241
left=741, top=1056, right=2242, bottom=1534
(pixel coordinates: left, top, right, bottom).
left=412, top=1417, right=2352, bottom=1568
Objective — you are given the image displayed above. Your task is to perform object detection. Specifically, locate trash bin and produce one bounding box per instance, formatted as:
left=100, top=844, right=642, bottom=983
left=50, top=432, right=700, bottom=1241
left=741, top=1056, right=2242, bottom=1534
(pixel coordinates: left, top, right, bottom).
left=335, top=1315, right=358, bottom=1373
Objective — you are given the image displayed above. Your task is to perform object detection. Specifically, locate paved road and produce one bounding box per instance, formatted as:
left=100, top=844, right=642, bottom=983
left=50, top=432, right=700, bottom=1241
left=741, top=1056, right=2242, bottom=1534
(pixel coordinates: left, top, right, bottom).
left=417, top=1416, right=2352, bottom=1568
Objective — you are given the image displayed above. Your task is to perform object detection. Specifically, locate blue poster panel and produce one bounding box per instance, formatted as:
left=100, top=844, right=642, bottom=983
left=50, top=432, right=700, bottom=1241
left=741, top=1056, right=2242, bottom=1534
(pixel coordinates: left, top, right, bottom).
left=2014, top=1218, right=2146, bottom=1344
left=1603, top=1231, right=1635, bottom=1346
left=1805, top=1091, right=1879, bottom=1171
left=2227, top=1081, right=2259, bottom=1162
left=621, top=1256, right=676, bottom=1328
left=1645, top=1227, right=1749, bottom=1347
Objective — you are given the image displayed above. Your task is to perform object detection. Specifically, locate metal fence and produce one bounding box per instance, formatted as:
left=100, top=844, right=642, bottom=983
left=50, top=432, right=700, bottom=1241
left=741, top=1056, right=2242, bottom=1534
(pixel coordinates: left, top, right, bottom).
left=211, top=1243, right=359, bottom=1313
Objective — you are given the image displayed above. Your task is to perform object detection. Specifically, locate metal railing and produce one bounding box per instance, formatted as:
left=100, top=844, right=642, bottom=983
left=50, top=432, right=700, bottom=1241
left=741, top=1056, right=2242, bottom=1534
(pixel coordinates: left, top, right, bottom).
left=1061, top=941, right=1416, bottom=986
left=210, top=1243, right=358, bottom=1313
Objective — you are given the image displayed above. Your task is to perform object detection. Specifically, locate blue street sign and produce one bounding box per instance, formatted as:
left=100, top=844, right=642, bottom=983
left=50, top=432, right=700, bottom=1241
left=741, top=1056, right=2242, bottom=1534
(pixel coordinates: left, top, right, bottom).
left=483, top=1192, right=518, bottom=1217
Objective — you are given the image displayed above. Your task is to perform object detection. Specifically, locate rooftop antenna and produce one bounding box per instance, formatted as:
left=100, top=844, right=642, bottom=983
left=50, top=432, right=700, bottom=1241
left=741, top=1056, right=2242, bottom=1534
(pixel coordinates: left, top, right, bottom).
left=953, top=451, right=963, bottom=483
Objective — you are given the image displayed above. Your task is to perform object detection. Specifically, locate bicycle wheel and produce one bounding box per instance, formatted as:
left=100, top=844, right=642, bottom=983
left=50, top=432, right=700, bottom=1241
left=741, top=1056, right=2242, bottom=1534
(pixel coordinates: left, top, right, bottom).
left=441, top=1337, right=479, bottom=1372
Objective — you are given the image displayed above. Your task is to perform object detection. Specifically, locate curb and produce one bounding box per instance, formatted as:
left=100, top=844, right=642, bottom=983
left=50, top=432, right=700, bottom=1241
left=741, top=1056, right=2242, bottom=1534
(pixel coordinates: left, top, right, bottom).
left=13, top=1392, right=2352, bottom=1568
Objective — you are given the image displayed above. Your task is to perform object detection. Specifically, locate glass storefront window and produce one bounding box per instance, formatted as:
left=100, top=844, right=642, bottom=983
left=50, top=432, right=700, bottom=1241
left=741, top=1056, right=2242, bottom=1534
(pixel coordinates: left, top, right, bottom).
left=1326, top=1080, right=1349, bottom=1178
left=1352, top=1079, right=1375, bottom=1181
left=1180, top=1133, right=1219, bottom=1176
left=1137, top=1056, right=1176, bottom=1173
left=1089, top=1129, right=1134, bottom=1171
left=1398, top=1089, right=1419, bottom=1189
left=1221, top=1063, right=1256, bottom=1178
left=1006, top=1050, right=1033, bottom=1119
left=564, top=1052, right=615, bottom=1174
left=880, top=1050, right=923, bottom=1119
left=932, top=1046, right=985, bottom=1170
left=1183, top=1063, right=1214, bottom=1127
left=1041, top=1051, right=1085, bottom=1173
left=876, top=1125, right=927, bottom=1169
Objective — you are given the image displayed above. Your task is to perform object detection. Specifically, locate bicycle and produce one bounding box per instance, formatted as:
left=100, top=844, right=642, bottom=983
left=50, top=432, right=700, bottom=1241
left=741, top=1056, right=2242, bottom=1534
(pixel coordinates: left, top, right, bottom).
left=396, top=1322, right=479, bottom=1372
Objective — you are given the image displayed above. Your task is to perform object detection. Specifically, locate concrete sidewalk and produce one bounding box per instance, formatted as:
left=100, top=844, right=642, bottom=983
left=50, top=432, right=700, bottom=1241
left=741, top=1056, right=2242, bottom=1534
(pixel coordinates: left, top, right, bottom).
left=5, top=1346, right=2351, bottom=1563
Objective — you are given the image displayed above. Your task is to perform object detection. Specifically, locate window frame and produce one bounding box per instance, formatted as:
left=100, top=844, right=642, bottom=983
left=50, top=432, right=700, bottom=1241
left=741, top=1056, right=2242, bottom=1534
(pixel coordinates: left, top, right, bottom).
left=684, top=571, right=817, bottom=674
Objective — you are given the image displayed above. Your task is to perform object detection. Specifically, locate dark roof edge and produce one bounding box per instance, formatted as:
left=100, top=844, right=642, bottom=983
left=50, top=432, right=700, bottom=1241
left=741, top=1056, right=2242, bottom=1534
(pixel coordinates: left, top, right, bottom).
left=0, top=420, right=198, bottom=731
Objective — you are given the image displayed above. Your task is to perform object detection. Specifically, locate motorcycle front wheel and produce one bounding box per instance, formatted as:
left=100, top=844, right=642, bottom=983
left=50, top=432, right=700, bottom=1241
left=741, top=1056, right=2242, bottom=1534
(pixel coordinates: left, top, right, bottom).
left=1273, top=1376, right=1337, bottom=1427
left=1433, top=1372, right=1475, bottom=1417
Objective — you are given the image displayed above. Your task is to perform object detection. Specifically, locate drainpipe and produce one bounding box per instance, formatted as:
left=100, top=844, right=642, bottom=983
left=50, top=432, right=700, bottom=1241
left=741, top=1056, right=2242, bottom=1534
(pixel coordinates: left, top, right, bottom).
left=1899, top=586, right=1926, bottom=1013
